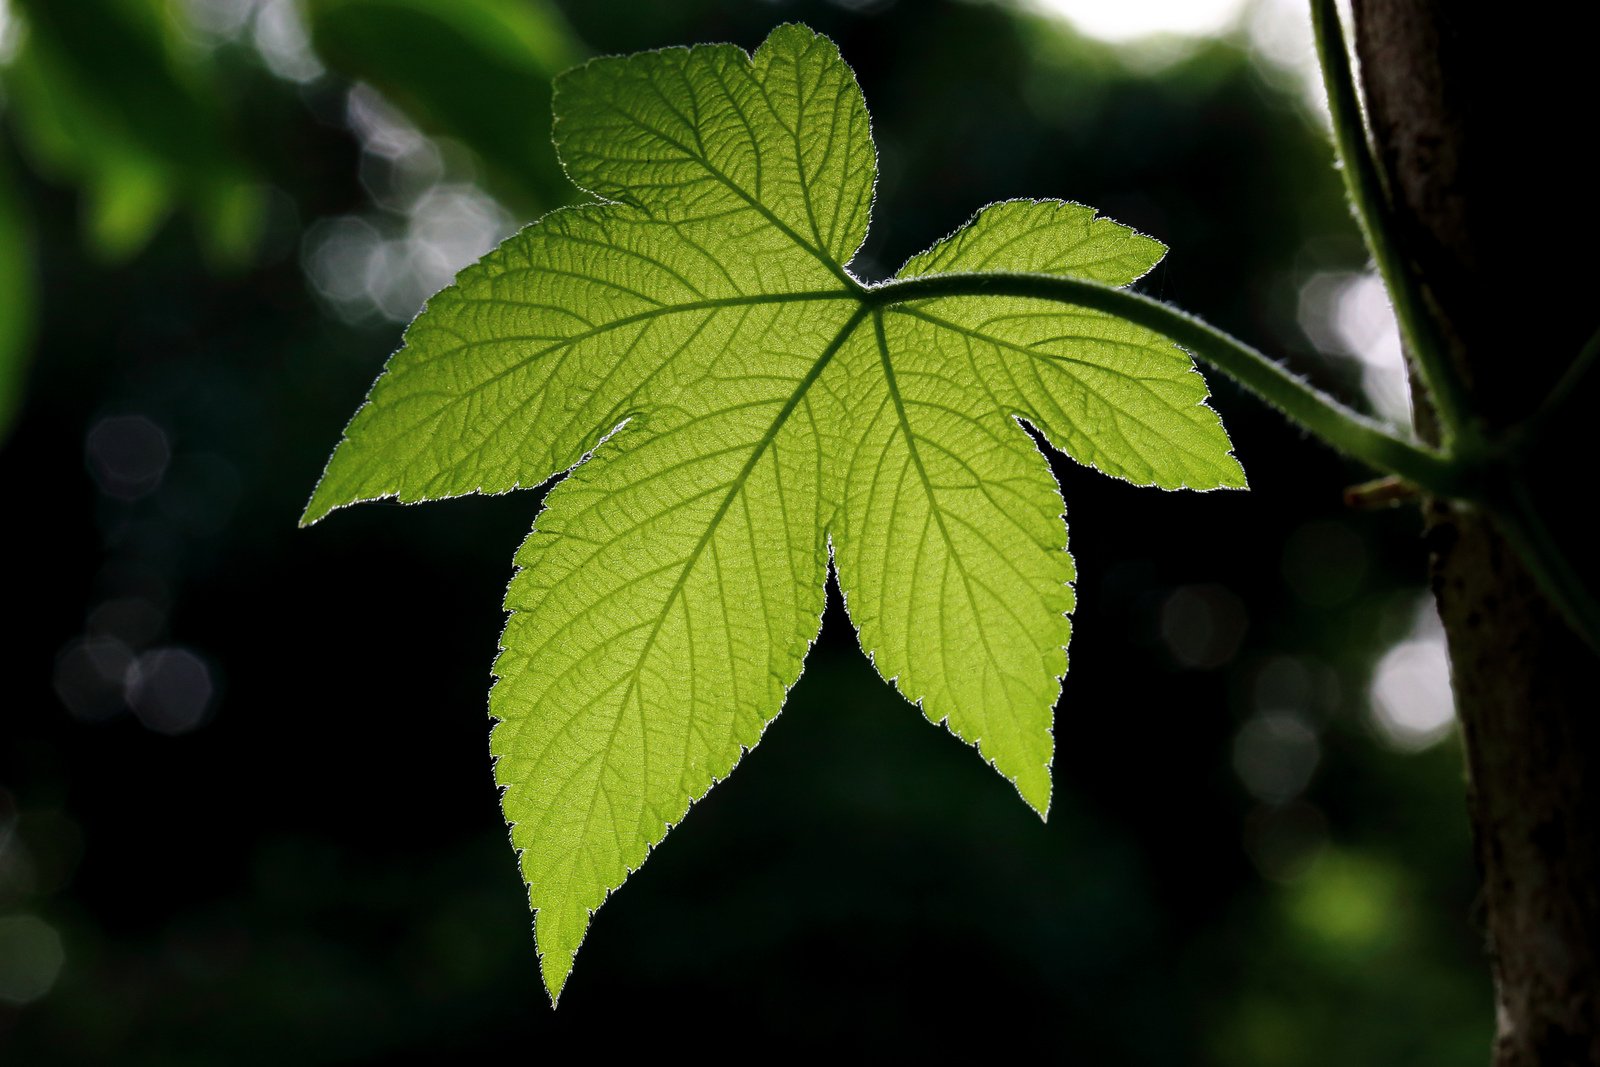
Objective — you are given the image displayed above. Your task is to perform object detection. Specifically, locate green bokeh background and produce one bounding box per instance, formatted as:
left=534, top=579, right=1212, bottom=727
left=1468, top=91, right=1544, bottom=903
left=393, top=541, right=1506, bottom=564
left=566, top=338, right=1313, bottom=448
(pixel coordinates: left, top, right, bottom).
left=0, top=0, right=1488, bottom=1061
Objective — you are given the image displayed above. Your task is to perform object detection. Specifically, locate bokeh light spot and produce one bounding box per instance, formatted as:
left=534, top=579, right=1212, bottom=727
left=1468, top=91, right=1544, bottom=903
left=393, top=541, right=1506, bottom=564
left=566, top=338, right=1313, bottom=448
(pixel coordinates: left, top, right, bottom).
left=1030, top=0, right=1247, bottom=42
left=1368, top=596, right=1455, bottom=751
left=53, top=637, right=135, bottom=722
left=1244, top=0, right=1331, bottom=117
left=1160, top=583, right=1248, bottom=668
left=0, top=791, right=34, bottom=900
left=0, top=0, right=24, bottom=66
left=1233, top=712, right=1320, bottom=803
left=300, top=82, right=516, bottom=324
left=252, top=0, right=323, bottom=83
left=1298, top=271, right=1410, bottom=425
left=1243, top=800, right=1328, bottom=883
left=178, top=0, right=259, bottom=43
left=127, top=647, right=216, bottom=736
left=85, top=415, right=171, bottom=501
left=0, top=914, right=65, bottom=1006
left=1286, top=849, right=1402, bottom=953
left=347, top=83, right=435, bottom=167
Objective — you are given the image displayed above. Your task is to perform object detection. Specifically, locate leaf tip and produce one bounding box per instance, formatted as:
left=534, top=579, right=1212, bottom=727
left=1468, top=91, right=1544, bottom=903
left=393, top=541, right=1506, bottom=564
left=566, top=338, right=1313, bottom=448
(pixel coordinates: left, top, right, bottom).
left=1024, top=790, right=1051, bottom=822
left=540, top=950, right=573, bottom=1007
left=1016, top=766, right=1052, bottom=821
left=760, top=20, right=833, bottom=52
left=298, top=480, right=344, bottom=528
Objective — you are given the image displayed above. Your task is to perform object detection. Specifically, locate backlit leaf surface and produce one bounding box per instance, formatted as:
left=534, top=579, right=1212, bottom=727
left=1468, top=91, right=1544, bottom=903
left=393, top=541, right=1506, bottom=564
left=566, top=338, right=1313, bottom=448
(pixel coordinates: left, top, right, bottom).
left=305, top=23, right=1244, bottom=999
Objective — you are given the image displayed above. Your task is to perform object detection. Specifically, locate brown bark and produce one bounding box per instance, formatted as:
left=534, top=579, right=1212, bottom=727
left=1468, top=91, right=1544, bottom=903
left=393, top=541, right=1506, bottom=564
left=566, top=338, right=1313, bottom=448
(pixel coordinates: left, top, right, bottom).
left=1352, top=2, right=1600, bottom=1064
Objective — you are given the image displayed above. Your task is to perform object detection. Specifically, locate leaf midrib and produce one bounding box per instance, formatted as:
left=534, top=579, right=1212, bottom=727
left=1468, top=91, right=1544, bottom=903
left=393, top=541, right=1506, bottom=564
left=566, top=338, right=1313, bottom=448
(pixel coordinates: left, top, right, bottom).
left=868, top=308, right=1019, bottom=744
left=526, top=277, right=1165, bottom=718
left=583, top=89, right=861, bottom=290
left=511, top=274, right=1178, bottom=890
left=557, top=302, right=873, bottom=875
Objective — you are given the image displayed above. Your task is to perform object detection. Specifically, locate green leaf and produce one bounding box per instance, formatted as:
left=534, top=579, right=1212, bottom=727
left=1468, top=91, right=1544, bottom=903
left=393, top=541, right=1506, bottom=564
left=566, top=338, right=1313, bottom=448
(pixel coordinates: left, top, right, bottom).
left=0, top=159, right=36, bottom=440
left=305, top=22, right=1243, bottom=1000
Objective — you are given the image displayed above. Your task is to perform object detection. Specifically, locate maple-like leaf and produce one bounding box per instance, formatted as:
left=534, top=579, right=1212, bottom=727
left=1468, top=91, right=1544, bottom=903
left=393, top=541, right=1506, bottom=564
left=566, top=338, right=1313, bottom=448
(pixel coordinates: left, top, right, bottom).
left=304, top=23, right=1243, bottom=1000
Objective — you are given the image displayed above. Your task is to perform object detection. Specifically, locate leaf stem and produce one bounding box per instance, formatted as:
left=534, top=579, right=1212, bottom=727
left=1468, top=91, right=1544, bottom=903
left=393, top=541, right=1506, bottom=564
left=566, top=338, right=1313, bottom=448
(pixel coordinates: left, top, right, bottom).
left=1309, top=0, right=1474, bottom=447
left=1524, top=325, right=1600, bottom=444
left=1489, top=483, right=1600, bottom=655
left=1311, top=0, right=1600, bottom=649
left=866, top=271, right=1473, bottom=499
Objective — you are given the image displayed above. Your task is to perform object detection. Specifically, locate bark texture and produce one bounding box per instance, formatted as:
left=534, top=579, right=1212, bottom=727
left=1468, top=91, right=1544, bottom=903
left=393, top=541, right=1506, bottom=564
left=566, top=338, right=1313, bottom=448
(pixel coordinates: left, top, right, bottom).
left=1352, top=3, right=1600, bottom=1064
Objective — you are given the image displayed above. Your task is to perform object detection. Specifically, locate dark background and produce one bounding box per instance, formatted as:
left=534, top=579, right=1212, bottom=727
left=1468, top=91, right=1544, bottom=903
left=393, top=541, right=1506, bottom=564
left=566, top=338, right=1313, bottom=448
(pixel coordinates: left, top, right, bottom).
left=0, top=0, right=1488, bottom=1061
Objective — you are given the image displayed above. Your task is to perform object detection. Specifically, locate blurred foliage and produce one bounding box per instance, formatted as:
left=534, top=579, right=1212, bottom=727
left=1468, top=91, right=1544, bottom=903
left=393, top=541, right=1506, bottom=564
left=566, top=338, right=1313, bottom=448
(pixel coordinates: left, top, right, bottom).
left=5, top=0, right=265, bottom=264
left=306, top=0, right=582, bottom=215
left=0, top=0, right=1489, bottom=1062
left=0, top=157, right=32, bottom=438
